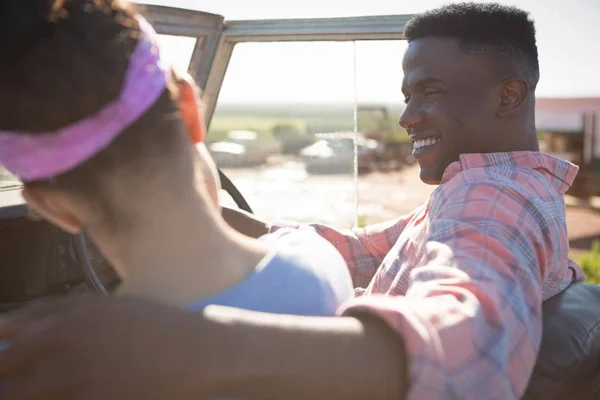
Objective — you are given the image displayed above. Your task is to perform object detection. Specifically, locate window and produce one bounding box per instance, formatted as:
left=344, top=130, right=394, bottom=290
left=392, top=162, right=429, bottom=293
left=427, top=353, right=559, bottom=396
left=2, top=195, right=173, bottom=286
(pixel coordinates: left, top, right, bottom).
left=156, top=35, right=198, bottom=73
left=211, top=41, right=359, bottom=228
left=211, top=39, right=435, bottom=229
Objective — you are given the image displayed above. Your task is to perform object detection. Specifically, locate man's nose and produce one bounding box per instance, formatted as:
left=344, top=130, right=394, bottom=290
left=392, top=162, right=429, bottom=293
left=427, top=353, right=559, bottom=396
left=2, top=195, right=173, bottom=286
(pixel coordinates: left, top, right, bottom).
left=399, top=102, right=423, bottom=131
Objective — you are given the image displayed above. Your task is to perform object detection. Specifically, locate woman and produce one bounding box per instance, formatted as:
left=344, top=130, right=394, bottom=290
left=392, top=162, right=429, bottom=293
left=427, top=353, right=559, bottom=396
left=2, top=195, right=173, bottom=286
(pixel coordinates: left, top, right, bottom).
left=0, top=0, right=352, bottom=314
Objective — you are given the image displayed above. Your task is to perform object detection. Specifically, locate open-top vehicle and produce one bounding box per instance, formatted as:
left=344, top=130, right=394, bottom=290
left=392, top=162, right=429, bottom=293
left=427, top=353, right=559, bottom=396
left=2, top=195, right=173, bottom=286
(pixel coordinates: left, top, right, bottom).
left=0, top=4, right=598, bottom=399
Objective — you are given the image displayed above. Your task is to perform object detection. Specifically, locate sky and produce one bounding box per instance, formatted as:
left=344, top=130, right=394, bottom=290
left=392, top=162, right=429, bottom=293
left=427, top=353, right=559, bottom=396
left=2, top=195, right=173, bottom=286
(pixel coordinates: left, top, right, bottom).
left=143, top=0, right=600, bottom=104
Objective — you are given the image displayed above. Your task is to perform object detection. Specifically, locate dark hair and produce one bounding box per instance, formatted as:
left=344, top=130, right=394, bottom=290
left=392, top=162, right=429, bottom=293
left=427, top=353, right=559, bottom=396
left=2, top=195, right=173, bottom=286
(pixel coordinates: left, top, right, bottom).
left=404, top=2, right=539, bottom=85
left=0, top=0, right=186, bottom=228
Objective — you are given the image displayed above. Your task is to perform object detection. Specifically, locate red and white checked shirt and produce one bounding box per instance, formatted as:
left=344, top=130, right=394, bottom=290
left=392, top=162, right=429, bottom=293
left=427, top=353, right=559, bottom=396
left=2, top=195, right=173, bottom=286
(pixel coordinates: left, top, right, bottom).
left=270, top=151, right=585, bottom=400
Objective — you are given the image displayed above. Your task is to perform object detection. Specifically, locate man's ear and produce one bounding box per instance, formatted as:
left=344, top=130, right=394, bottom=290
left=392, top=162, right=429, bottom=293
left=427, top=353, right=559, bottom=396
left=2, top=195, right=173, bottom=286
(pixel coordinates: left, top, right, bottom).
left=178, top=75, right=207, bottom=144
left=497, top=78, right=530, bottom=117
left=22, top=186, right=83, bottom=234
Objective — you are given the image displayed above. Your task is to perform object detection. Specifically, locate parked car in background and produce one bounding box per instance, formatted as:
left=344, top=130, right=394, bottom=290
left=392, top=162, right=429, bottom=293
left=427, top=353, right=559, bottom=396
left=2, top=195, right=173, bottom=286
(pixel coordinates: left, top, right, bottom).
left=299, top=132, right=379, bottom=175
left=209, top=130, right=281, bottom=168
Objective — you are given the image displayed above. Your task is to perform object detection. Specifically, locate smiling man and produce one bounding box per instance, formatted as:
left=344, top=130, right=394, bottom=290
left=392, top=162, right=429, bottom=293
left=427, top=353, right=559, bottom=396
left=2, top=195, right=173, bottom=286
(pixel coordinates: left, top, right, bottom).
left=401, top=6, right=542, bottom=186
left=0, top=3, right=586, bottom=400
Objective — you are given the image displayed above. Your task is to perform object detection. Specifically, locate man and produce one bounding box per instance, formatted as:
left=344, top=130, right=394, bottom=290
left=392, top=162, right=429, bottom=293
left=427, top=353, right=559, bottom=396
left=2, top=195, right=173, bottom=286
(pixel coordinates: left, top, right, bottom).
left=0, top=3, right=584, bottom=400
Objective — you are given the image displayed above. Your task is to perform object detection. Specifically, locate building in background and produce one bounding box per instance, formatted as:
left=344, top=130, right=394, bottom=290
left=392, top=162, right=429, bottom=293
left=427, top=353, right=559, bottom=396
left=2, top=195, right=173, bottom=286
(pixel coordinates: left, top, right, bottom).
left=536, top=98, right=600, bottom=198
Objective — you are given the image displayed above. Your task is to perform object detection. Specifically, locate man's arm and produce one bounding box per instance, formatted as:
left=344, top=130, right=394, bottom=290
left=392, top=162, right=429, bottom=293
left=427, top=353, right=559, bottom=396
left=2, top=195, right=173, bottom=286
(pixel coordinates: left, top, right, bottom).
left=0, top=296, right=408, bottom=399
left=203, top=306, right=408, bottom=399
left=222, top=205, right=420, bottom=288
left=335, top=180, right=549, bottom=399
left=223, top=180, right=547, bottom=400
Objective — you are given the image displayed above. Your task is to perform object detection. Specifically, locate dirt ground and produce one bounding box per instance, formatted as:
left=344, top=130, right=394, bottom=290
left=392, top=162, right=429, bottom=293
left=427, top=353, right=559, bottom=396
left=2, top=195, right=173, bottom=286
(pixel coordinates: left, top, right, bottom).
left=221, top=160, right=600, bottom=253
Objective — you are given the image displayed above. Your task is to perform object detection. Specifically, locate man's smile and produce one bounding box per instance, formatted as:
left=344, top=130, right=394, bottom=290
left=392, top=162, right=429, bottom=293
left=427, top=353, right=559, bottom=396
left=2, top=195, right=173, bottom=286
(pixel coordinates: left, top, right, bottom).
left=411, top=135, right=442, bottom=159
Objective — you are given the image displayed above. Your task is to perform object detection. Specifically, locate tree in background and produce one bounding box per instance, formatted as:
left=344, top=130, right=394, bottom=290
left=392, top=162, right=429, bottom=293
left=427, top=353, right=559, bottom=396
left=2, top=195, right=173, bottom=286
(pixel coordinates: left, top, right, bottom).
left=272, top=124, right=315, bottom=154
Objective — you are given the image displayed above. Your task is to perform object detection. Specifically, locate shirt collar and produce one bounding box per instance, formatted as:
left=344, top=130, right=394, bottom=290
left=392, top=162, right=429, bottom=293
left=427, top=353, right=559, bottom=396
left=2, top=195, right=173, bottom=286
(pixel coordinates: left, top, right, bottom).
left=440, top=151, right=579, bottom=194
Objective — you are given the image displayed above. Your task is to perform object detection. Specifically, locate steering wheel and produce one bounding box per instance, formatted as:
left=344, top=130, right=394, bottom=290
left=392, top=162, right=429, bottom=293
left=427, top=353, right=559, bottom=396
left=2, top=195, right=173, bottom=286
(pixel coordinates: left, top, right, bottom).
left=218, top=168, right=253, bottom=214
left=73, top=168, right=253, bottom=294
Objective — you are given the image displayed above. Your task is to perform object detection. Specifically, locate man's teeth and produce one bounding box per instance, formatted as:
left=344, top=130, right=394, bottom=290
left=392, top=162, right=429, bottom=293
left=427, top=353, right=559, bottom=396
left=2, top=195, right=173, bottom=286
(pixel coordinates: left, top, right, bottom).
left=414, top=137, right=440, bottom=150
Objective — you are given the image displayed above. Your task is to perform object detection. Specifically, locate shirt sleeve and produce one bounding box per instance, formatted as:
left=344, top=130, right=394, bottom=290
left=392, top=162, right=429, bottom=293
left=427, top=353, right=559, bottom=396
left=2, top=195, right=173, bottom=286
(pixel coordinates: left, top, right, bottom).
left=339, top=180, right=548, bottom=399
left=269, top=208, right=421, bottom=288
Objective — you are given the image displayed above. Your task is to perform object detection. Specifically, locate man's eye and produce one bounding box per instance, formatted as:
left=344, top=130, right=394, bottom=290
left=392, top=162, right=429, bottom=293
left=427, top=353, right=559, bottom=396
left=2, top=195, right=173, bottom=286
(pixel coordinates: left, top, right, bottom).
left=423, top=88, right=441, bottom=98
left=403, top=95, right=411, bottom=104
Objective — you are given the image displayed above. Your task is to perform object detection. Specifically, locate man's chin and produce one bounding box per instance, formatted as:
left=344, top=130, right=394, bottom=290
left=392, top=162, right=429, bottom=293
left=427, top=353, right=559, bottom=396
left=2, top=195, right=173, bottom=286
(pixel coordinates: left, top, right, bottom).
left=418, top=165, right=443, bottom=185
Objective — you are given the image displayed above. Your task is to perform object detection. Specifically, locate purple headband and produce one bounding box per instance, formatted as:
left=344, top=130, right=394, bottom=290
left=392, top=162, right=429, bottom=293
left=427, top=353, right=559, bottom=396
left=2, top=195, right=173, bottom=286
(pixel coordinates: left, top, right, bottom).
left=0, top=15, right=169, bottom=181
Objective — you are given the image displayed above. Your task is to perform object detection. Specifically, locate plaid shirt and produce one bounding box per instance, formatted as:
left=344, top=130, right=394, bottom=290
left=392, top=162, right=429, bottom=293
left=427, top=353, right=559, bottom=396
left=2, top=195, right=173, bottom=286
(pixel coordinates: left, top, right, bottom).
left=270, top=151, right=584, bottom=400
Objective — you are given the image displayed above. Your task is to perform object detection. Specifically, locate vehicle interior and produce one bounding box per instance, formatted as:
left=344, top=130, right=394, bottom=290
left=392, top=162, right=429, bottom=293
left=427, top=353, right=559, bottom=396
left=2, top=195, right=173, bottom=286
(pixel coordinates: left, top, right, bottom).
left=0, top=4, right=598, bottom=399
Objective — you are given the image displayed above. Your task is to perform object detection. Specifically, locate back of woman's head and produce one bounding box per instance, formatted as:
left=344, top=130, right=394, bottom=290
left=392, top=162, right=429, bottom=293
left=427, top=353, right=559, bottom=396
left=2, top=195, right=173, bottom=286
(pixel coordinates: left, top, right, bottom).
left=0, top=0, right=189, bottom=227
left=1, top=0, right=138, bottom=131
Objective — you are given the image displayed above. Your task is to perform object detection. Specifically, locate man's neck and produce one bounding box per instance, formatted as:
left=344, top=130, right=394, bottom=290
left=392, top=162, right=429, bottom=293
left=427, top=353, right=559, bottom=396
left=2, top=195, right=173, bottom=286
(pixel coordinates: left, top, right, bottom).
left=507, top=121, right=540, bottom=152
left=93, top=197, right=268, bottom=308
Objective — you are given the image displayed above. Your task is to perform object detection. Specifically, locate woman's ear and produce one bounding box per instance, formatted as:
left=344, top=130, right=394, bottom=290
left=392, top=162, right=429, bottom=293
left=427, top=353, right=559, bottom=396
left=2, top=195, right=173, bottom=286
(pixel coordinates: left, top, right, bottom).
left=22, top=186, right=83, bottom=234
left=178, top=75, right=206, bottom=144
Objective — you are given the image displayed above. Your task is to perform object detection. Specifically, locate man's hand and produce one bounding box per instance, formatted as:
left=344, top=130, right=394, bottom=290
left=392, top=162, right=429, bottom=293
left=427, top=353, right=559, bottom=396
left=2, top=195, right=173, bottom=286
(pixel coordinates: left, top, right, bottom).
left=0, top=294, right=224, bottom=400
left=0, top=295, right=407, bottom=400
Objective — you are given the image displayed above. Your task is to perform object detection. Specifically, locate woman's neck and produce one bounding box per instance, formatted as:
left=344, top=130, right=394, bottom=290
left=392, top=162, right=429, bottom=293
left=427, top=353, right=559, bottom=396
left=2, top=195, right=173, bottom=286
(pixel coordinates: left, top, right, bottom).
left=91, top=192, right=268, bottom=307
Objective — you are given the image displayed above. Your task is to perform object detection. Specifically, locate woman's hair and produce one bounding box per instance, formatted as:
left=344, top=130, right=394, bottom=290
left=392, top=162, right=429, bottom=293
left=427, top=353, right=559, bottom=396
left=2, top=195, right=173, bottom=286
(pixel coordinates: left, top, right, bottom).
left=0, top=0, right=189, bottom=226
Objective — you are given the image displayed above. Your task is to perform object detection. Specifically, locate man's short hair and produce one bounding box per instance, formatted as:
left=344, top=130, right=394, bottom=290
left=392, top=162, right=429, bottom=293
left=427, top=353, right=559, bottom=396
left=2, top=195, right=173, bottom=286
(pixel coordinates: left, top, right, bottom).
left=404, top=2, right=539, bottom=85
